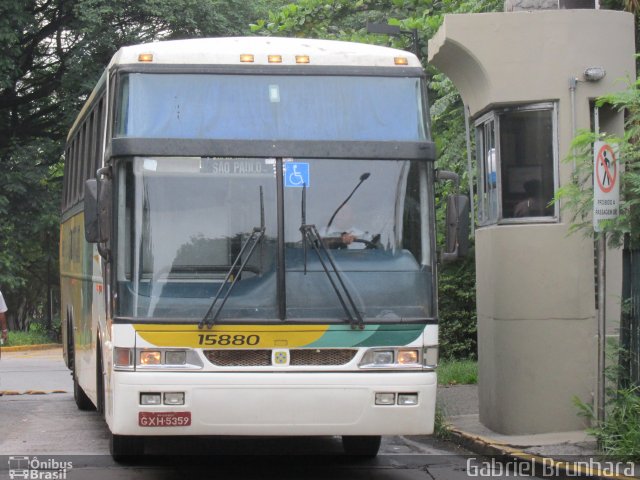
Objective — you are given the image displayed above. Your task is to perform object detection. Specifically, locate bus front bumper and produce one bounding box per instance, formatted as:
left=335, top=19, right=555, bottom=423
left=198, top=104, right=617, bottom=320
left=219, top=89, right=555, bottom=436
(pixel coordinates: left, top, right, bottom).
left=109, top=371, right=436, bottom=436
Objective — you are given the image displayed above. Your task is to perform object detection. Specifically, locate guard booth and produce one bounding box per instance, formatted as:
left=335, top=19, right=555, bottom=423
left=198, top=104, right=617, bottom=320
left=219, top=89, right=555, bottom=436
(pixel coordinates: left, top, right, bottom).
left=429, top=7, right=635, bottom=434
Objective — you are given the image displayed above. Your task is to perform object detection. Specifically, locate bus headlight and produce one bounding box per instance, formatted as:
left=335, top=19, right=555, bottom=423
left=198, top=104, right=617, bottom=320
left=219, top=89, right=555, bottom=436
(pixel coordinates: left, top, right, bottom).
left=397, top=349, right=420, bottom=366
left=359, top=348, right=424, bottom=369
left=140, top=350, right=162, bottom=366
left=361, top=349, right=394, bottom=367
left=134, top=348, right=203, bottom=370
left=165, top=350, right=187, bottom=365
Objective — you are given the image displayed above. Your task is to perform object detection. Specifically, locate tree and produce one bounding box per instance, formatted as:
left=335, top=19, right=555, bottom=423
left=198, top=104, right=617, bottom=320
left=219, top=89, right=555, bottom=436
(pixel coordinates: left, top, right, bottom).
left=0, top=0, right=265, bottom=332
left=556, top=75, right=640, bottom=247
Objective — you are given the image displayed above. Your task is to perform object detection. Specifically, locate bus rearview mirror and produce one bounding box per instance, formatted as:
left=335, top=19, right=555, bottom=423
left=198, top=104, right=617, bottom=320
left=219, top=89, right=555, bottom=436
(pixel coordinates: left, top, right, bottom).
left=442, top=194, right=470, bottom=262
left=84, top=179, right=101, bottom=243
left=84, top=178, right=110, bottom=244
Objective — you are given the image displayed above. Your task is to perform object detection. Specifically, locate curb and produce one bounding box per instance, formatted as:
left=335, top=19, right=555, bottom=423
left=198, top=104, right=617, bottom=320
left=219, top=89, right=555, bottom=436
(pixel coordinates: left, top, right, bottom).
left=0, top=343, right=61, bottom=352
left=0, top=390, right=67, bottom=396
left=448, top=427, right=639, bottom=480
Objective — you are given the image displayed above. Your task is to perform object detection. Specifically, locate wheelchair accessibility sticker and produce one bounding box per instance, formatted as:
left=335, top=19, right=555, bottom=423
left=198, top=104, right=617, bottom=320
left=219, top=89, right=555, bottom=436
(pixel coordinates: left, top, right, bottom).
left=284, top=162, right=310, bottom=188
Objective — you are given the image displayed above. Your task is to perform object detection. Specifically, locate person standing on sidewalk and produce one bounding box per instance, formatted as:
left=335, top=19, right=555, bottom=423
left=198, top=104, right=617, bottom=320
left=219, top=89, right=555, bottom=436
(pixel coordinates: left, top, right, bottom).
left=0, top=290, right=7, bottom=343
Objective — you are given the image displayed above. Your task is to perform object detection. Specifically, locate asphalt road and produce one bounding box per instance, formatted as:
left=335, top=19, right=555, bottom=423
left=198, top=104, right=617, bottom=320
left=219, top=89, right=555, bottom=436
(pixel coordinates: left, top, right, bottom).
left=0, top=348, right=541, bottom=479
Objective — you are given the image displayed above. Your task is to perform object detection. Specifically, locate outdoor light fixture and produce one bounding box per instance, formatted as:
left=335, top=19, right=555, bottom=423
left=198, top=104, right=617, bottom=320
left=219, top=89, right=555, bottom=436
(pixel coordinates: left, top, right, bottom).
left=584, top=66, right=606, bottom=82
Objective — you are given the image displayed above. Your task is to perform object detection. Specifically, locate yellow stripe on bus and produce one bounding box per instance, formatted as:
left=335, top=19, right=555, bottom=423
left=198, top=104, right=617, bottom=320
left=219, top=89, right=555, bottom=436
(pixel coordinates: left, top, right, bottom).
left=134, top=324, right=329, bottom=349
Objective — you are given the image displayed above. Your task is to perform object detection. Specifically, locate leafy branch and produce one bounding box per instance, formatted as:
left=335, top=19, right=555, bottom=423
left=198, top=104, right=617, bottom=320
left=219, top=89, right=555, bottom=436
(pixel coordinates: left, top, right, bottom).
left=555, top=74, right=640, bottom=248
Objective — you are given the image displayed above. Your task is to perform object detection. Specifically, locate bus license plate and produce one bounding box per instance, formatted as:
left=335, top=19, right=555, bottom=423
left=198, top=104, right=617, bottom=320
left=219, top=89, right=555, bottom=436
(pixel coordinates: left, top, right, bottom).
left=139, top=411, right=191, bottom=427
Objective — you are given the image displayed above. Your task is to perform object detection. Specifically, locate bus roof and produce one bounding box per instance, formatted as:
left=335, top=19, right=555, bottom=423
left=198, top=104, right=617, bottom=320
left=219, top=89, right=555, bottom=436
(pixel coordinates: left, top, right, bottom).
left=68, top=37, right=421, bottom=142
left=109, top=36, right=421, bottom=68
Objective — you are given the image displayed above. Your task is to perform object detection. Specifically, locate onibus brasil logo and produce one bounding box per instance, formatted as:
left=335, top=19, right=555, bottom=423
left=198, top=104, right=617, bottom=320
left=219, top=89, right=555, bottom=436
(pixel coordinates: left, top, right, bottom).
left=8, top=456, right=72, bottom=480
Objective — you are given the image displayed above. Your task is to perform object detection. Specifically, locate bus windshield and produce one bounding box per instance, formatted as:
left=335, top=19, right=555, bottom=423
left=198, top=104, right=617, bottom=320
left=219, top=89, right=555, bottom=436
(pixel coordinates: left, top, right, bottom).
left=116, top=74, right=428, bottom=142
left=115, top=157, right=434, bottom=322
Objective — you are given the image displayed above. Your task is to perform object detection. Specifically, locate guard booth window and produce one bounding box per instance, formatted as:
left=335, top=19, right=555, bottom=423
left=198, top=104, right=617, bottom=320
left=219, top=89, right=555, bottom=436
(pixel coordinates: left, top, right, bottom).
left=475, top=103, right=557, bottom=225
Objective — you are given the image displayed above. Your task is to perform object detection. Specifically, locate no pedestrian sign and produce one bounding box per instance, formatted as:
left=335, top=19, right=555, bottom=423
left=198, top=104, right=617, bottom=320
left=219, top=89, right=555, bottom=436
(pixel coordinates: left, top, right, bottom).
left=593, top=141, right=619, bottom=232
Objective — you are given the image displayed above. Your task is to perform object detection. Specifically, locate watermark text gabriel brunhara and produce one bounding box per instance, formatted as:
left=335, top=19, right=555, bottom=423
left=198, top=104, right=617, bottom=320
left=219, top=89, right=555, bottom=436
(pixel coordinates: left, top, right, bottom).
left=466, top=457, right=636, bottom=477
left=7, top=456, right=73, bottom=479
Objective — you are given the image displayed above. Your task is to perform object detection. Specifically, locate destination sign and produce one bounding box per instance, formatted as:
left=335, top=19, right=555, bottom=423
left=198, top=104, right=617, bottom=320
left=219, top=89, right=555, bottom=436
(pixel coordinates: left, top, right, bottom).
left=200, top=158, right=274, bottom=176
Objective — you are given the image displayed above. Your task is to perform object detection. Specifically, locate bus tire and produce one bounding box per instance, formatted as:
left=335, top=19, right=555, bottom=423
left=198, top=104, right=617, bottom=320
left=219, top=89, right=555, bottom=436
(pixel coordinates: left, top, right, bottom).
left=69, top=323, right=94, bottom=411
left=73, top=363, right=94, bottom=411
left=96, top=342, right=105, bottom=418
left=110, top=434, right=144, bottom=461
left=342, top=435, right=381, bottom=457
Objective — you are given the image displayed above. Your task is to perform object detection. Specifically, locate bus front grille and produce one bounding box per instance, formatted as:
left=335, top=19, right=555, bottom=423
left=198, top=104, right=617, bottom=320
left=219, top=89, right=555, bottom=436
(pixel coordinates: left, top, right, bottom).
left=290, top=349, right=357, bottom=366
left=203, top=349, right=358, bottom=367
left=204, top=349, right=271, bottom=367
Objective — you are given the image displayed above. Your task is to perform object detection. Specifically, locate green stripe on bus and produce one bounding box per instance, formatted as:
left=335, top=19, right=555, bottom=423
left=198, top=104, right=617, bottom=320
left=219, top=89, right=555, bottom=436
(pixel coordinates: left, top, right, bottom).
left=354, top=324, right=423, bottom=347
left=307, top=324, right=423, bottom=348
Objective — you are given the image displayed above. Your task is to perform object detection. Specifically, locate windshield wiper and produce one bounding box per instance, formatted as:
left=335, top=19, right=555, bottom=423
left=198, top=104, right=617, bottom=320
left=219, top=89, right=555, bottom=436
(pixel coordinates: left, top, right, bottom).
left=300, top=184, right=364, bottom=330
left=199, top=187, right=265, bottom=330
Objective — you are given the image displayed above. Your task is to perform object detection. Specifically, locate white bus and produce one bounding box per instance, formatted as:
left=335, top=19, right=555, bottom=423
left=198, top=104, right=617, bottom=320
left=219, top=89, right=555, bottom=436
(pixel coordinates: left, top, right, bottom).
left=60, top=36, right=465, bottom=460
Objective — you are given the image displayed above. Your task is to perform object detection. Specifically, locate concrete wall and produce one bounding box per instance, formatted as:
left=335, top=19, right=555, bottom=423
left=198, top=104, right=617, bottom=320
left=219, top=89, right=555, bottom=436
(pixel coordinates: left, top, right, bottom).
left=476, top=225, right=596, bottom=433
left=429, top=10, right=635, bottom=434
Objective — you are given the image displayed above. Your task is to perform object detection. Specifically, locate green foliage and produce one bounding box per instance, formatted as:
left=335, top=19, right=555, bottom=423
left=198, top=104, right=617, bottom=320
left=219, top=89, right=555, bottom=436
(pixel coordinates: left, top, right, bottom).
left=5, top=322, right=58, bottom=346
left=438, top=253, right=477, bottom=360
left=575, top=387, right=640, bottom=461
left=433, top=406, right=451, bottom=440
left=555, top=74, right=640, bottom=248
left=572, top=343, right=640, bottom=460
left=0, top=1, right=266, bottom=330
left=438, top=359, right=478, bottom=385
left=251, top=0, right=504, bottom=58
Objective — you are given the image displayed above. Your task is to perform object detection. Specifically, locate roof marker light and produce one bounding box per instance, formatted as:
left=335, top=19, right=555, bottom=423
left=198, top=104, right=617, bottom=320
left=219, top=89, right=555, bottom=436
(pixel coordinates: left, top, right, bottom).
left=138, top=53, right=154, bottom=62
left=240, top=54, right=255, bottom=63
left=268, top=55, right=283, bottom=64
left=296, top=55, right=310, bottom=64
left=394, top=57, right=409, bottom=66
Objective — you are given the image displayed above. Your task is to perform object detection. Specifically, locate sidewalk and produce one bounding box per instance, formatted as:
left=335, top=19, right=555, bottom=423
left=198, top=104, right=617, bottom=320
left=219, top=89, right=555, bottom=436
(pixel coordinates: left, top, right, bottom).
left=436, top=384, right=637, bottom=479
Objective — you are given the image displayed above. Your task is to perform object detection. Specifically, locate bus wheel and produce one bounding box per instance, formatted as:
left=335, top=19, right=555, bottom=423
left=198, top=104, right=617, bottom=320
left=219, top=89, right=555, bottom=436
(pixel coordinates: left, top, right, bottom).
left=342, top=435, right=381, bottom=457
left=73, top=364, right=94, bottom=411
left=70, top=326, right=94, bottom=411
left=96, top=343, right=105, bottom=418
left=110, top=434, right=144, bottom=461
